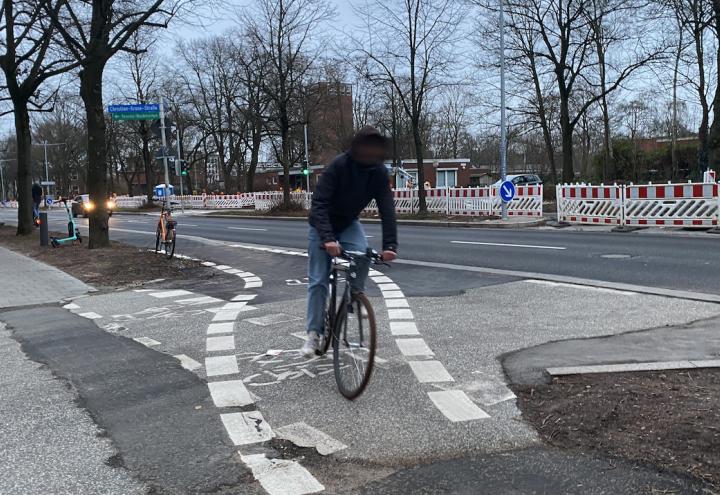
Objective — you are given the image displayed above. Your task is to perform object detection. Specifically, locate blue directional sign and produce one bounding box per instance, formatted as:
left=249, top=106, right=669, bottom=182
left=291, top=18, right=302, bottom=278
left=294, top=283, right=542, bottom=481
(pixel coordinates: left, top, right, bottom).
left=45, top=197, right=53, bottom=206
left=499, top=180, right=516, bottom=202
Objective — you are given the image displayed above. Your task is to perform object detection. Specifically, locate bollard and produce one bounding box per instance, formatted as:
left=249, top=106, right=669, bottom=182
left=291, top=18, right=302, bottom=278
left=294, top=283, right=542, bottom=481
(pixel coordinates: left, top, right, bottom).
left=39, top=212, right=48, bottom=246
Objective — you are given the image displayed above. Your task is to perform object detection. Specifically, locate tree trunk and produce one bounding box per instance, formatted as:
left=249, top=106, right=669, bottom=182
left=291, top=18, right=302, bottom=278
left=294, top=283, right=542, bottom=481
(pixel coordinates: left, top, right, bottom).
left=411, top=119, right=427, bottom=214
left=140, top=122, right=154, bottom=202
left=671, top=26, right=682, bottom=179
left=281, top=119, right=291, bottom=208
left=14, top=101, right=33, bottom=235
left=559, top=96, right=574, bottom=183
left=707, top=0, right=720, bottom=169
left=246, top=122, right=262, bottom=193
left=79, top=61, right=110, bottom=248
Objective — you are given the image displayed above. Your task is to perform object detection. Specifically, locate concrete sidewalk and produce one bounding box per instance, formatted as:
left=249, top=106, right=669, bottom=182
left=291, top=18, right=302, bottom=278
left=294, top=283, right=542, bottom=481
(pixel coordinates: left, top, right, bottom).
left=0, top=246, right=90, bottom=309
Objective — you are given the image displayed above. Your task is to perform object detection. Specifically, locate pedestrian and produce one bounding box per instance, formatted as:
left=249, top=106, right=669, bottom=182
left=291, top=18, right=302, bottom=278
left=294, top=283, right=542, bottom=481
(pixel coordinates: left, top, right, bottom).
left=31, top=183, right=42, bottom=224
left=301, top=126, right=398, bottom=357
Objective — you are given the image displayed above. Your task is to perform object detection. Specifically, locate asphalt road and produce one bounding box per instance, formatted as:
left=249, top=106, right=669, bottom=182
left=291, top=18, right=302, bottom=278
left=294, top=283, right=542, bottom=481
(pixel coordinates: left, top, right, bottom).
left=3, top=209, right=718, bottom=295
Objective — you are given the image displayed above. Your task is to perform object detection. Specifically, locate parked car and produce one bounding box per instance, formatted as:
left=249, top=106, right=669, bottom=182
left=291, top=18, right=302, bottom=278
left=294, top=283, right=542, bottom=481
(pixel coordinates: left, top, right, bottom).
left=71, top=194, right=115, bottom=218
left=492, top=174, right=543, bottom=187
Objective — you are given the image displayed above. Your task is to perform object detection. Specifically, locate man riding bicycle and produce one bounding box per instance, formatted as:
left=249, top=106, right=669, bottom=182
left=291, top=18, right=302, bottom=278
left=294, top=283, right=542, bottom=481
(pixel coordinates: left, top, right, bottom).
left=301, top=126, right=398, bottom=357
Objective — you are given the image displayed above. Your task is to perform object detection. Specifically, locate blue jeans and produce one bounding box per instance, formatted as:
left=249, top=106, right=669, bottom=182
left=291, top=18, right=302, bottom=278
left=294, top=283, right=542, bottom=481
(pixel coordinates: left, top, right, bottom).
left=306, top=221, right=369, bottom=334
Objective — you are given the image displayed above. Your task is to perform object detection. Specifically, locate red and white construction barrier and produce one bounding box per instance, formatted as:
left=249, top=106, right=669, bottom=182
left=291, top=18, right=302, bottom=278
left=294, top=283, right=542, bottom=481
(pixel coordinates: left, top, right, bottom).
left=556, top=184, right=623, bottom=225
left=558, top=179, right=720, bottom=227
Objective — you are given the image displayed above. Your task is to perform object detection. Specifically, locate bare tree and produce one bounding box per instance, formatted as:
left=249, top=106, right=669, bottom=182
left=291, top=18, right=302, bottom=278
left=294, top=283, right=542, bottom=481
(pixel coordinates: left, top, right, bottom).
left=47, top=0, right=195, bottom=248
left=706, top=0, right=720, bottom=168
left=433, top=88, right=474, bottom=159
left=245, top=0, right=335, bottom=207
left=0, top=0, right=79, bottom=235
left=353, top=0, right=464, bottom=214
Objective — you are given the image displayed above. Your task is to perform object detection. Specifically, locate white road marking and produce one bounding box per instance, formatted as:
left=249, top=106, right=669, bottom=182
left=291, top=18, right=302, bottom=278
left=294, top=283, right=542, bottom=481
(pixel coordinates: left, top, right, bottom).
left=389, top=321, right=420, bottom=336
left=450, top=240, right=566, bottom=251
left=180, top=223, right=198, bottom=227
left=78, top=312, right=102, bottom=320
left=376, top=283, right=400, bottom=291
left=208, top=380, right=254, bottom=407
left=223, top=268, right=242, bottom=274
left=370, top=276, right=393, bottom=284
left=201, top=261, right=217, bottom=266
left=245, top=281, right=263, bottom=289
left=232, top=294, right=257, bottom=301
left=381, top=290, right=405, bottom=299
left=63, top=303, right=80, bottom=310
left=524, top=280, right=638, bottom=296
left=246, top=314, right=302, bottom=326
left=207, top=322, right=235, bottom=335
left=133, top=337, right=161, bottom=347
left=237, top=272, right=256, bottom=278
left=395, top=338, right=434, bottom=357
left=205, top=355, right=239, bottom=377
left=427, top=390, right=490, bottom=422
left=408, top=361, right=455, bottom=383
left=212, top=310, right=243, bottom=322
left=220, top=411, right=274, bottom=445
left=174, top=354, right=202, bottom=371
left=243, top=276, right=262, bottom=283
left=240, top=454, right=324, bottom=495
left=384, top=298, right=409, bottom=308
left=228, top=226, right=268, bottom=231
left=176, top=296, right=224, bottom=306
left=214, top=265, right=231, bottom=270
left=387, top=308, right=414, bottom=320
left=207, top=335, right=236, bottom=352
left=276, top=422, right=347, bottom=456
left=148, top=290, right=194, bottom=299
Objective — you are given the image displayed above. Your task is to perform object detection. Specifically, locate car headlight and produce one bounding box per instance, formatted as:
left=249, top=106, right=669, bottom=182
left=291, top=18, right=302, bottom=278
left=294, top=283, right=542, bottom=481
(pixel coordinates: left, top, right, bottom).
left=106, top=200, right=115, bottom=209
left=84, top=201, right=94, bottom=211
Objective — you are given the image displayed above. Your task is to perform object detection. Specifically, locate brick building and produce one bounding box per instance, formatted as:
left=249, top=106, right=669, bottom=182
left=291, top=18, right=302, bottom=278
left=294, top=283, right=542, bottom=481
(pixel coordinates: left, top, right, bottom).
left=392, top=159, right=491, bottom=188
left=307, top=81, right=354, bottom=166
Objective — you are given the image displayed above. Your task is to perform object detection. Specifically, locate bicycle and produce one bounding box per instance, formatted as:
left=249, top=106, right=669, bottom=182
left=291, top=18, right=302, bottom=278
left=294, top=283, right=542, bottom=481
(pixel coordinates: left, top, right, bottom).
left=317, top=248, right=387, bottom=400
left=154, top=202, right=176, bottom=259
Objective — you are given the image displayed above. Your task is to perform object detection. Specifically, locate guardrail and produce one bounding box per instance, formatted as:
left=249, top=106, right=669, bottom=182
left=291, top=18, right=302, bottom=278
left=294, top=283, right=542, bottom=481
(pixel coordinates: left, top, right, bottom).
left=557, top=179, right=720, bottom=227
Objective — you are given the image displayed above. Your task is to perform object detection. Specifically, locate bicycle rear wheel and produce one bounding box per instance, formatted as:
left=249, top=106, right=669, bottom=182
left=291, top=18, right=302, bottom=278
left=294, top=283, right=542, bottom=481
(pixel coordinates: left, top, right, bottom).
left=332, top=293, right=376, bottom=400
left=165, top=229, right=175, bottom=259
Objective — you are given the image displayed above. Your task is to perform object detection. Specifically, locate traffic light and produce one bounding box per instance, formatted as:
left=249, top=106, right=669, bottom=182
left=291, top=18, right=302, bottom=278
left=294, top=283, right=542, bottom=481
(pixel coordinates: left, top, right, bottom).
left=180, top=161, right=189, bottom=176
left=301, top=160, right=309, bottom=176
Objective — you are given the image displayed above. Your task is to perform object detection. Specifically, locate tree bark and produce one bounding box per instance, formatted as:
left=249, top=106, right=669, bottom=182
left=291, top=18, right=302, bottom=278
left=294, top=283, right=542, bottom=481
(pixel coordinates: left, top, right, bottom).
left=14, top=101, right=33, bottom=235
left=79, top=61, right=110, bottom=248
left=245, top=120, right=262, bottom=192
left=411, top=118, right=427, bottom=214
left=559, top=95, right=574, bottom=183
left=707, top=0, right=720, bottom=169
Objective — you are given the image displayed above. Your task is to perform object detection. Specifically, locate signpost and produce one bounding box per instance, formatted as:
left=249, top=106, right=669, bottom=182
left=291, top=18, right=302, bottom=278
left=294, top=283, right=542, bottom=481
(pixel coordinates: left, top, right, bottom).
left=45, top=197, right=54, bottom=207
left=109, top=102, right=171, bottom=209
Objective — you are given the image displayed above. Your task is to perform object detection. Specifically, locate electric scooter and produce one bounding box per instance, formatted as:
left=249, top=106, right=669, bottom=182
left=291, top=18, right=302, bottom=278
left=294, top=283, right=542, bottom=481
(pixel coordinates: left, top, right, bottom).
left=50, top=197, right=82, bottom=248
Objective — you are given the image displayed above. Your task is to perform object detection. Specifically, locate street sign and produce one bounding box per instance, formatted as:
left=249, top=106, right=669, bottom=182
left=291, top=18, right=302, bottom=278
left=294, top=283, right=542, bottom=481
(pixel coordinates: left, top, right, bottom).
left=108, top=104, right=161, bottom=121
left=499, top=180, right=516, bottom=202
left=45, top=197, right=53, bottom=206
left=40, top=180, right=55, bottom=186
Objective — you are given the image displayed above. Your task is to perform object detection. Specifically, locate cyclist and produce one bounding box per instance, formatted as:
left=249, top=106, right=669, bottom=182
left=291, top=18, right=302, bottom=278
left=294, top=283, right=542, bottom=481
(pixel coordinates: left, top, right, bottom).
left=301, top=126, right=398, bottom=358
left=31, top=183, right=42, bottom=225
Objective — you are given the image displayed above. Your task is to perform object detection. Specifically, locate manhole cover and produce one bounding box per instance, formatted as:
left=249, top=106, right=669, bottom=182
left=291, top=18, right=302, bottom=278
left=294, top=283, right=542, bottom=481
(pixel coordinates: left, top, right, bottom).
left=600, top=254, right=632, bottom=259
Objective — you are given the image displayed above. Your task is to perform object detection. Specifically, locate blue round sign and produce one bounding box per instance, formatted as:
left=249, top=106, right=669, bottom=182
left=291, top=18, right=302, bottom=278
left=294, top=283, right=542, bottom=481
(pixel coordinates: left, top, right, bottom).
left=45, top=197, right=53, bottom=206
left=499, top=180, right=516, bottom=202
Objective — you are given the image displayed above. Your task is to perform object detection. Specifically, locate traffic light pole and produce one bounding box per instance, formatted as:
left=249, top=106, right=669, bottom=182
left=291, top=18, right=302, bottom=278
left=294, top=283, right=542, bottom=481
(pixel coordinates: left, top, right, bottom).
left=159, top=101, right=171, bottom=208
left=175, top=124, right=185, bottom=214
left=303, top=124, right=310, bottom=192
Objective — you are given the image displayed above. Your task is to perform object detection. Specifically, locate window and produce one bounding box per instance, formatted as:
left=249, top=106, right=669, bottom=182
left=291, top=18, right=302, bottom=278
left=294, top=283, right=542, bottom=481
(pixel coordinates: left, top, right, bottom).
left=436, top=169, right=457, bottom=188
left=397, top=170, right=418, bottom=189
left=70, top=170, right=79, bottom=181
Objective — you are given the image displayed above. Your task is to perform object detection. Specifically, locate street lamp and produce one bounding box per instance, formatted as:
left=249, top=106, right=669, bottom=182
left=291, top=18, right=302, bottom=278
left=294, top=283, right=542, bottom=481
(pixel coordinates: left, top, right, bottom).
left=499, top=0, right=508, bottom=220
left=32, top=140, right=66, bottom=198
left=0, top=158, right=14, bottom=203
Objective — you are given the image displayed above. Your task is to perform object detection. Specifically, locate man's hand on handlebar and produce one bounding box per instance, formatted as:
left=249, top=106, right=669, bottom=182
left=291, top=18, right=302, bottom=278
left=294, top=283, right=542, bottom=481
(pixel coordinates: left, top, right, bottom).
left=322, top=241, right=342, bottom=257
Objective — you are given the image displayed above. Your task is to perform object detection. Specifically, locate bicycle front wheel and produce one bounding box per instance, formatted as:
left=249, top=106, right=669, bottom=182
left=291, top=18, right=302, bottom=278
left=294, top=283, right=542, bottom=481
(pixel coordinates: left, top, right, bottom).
left=333, top=293, right=376, bottom=400
left=165, top=229, right=175, bottom=259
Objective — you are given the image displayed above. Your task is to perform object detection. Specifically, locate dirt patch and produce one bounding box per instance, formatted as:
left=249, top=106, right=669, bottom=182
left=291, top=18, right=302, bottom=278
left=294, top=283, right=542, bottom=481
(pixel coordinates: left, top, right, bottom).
left=513, top=369, right=720, bottom=489
left=0, top=225, right=221, bottom=290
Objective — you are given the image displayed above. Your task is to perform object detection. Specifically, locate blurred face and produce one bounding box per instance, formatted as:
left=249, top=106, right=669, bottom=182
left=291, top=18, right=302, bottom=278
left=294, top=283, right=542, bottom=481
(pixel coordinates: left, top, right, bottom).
left=352, top=143, right=387, bottom=166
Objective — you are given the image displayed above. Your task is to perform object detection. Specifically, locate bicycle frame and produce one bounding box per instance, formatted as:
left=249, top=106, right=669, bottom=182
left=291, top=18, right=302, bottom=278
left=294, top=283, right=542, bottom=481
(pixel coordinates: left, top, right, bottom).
left=158, top=204, right=173, bottom=241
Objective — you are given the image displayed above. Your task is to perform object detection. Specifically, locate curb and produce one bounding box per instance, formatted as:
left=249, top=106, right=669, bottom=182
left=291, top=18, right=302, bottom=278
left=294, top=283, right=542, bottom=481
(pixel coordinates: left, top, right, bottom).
left=202, top=214, right=547, bottom=229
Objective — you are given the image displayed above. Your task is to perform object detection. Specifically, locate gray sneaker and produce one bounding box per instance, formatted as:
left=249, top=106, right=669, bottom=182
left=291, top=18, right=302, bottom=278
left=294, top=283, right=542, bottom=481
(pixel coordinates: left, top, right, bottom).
left=301, top=331, right=321, bottom=358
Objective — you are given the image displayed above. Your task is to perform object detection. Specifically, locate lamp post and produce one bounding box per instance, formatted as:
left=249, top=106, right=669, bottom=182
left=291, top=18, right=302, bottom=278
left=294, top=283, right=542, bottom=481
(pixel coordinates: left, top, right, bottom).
left=32, top=141, right=66, bottom=199
left=499, top=0, right=508, bottom=220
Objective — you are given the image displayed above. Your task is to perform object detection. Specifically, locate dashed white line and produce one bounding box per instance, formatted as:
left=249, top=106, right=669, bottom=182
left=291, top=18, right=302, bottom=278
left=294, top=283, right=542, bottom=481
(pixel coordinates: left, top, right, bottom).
left=149, top=290, right=194, bottom=299
left=370, top=276, right=393, bottom=284
left=389, top=321, right=420, bottom=336
left=276, top=422, right=347, bottom=456
left=408, top=361, right=455, bottom=383
left=427, top=390, right=490, bottom=422
left=395, top=338, right=434, bottom=357
left=384, top=298, right=409, bottom=308
left=220, top=411, right=274, bottom=445
left=63, top=303, right=80, bottom=310
left=208, top=380, right=254, bottom=407
left=207, top=322, right=235, bottom=335
left=133, top=337, right=161, bottom=347
left=381, top=290, right=405, bottom=299
left=176, top=296, right=224, bottom=306
left=174, top=354, right=202, bottom=371
left=207, top=335, right=236, bottom=352
left=205, top=355, right=239, bottom=377
left=212, top=310, right=244, bottom=322
left=232, top=294, right=257, bottom=302
left=228, top=226, right=268, bottom=231
left=239, top=454, right=324, bottom=495
left=78, top=311, right=102, bottom=320
left=376, top=283, right=400, bottom=291
left=450, top=240, right=566, bottom=251
left=387, top=308, right=414, bottom=320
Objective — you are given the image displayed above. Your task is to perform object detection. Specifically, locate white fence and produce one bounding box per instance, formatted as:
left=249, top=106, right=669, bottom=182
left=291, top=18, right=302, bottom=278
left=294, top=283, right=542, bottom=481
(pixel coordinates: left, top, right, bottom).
left=557, top=181, right=720, bottom=227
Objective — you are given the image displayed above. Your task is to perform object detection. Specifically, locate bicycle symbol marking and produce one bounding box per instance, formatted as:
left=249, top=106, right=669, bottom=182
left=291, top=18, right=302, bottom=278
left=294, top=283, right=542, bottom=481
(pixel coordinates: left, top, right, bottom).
left=237, top=350, right=351, bottom=387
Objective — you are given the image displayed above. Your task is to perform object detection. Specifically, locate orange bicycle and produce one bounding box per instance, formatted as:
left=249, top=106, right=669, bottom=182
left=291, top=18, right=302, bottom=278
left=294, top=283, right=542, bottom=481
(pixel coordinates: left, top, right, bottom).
left=155, top=202, right=176, bottom=259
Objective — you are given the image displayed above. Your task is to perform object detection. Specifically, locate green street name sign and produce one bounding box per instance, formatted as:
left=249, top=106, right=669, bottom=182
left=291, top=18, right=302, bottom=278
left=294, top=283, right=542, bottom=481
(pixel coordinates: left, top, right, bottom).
left=111, top=112, right=160, bottom=121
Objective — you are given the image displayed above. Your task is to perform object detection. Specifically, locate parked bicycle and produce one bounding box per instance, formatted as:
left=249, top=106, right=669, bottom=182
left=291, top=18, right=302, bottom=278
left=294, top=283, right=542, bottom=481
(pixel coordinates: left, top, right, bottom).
left=154, top=202, right=176, bottom=259
left=317, top=248, right=387, bottom=400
